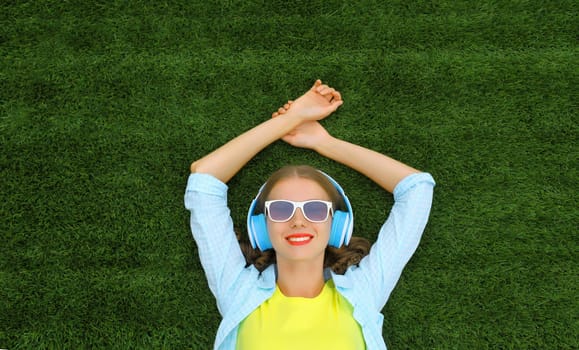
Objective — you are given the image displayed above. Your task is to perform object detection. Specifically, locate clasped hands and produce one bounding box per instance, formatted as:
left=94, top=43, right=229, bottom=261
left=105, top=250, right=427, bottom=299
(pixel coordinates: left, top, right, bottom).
left=272, top=79, right=343, bottom=149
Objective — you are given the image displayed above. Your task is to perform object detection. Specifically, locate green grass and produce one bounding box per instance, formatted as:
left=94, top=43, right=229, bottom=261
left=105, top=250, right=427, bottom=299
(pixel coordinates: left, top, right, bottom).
left=1, top=0, right=577, bottom=348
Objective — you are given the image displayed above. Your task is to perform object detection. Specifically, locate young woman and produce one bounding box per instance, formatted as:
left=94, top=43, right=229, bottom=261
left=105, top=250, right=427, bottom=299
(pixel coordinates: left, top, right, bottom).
left=184, top=80, right=435, bottom=350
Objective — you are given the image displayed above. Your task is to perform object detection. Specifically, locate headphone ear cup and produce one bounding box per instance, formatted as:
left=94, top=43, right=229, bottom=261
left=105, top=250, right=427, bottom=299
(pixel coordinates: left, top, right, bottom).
left=329, top=210, right=351, bottom=248
left=248, top=213, right=272, bottom=251
left=317, top=170, right=354, bottom=248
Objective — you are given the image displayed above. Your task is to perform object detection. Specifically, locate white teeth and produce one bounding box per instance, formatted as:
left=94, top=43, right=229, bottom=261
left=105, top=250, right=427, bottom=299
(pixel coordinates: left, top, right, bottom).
left=287, top=236, right=312, bottom=242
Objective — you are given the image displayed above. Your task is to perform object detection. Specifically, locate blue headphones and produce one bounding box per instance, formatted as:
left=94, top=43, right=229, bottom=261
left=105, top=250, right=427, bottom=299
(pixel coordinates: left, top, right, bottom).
left=246, top=171, right=354, bottom=251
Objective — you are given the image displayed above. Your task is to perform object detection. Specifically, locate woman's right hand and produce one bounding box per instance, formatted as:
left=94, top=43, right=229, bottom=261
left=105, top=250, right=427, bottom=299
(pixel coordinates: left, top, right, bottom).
left=275, top=119, right=332, bottom=150
left=277, top=79, right=343, bottom=122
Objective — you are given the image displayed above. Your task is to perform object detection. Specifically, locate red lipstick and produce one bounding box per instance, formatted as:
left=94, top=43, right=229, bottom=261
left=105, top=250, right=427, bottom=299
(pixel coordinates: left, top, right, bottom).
left=285, top=233, right=314, bottom=246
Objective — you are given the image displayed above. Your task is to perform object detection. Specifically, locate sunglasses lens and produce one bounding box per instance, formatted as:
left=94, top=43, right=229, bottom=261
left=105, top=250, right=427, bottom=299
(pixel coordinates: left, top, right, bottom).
left=303, top=201, right=329, bottom=222
left=268, top=201, right=294, bottom=221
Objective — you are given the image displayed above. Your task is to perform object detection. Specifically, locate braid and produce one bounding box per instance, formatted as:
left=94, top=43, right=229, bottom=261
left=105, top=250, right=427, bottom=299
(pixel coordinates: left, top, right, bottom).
left=324, top=237, right=371, bottom=275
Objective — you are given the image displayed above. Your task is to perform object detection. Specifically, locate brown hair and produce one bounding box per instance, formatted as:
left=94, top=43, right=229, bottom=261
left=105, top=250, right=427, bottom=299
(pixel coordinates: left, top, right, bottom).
left=239, top=165, right=371, bottom=275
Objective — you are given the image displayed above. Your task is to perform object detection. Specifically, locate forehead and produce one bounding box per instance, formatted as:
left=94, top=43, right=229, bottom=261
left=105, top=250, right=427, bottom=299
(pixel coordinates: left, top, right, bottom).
left=267, top=177, right=331, bottom=201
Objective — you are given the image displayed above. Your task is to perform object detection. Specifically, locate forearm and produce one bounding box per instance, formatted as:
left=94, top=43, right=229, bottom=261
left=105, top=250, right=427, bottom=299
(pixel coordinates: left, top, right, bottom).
left=190, top=114, right=303, bottom=183
left=315, top=136, right=420, bottom=193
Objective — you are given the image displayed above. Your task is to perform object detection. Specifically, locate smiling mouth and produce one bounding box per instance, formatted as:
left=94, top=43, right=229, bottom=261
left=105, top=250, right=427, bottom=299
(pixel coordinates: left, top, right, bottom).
left=286, top=234, right=314, bottom=246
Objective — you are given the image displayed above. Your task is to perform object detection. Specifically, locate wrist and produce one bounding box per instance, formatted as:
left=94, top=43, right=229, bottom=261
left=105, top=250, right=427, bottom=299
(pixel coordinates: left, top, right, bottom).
left=270, top=111, right=303, bottom=131
left=313, top=133, right=338, bottom=154
left=281, top=109, right=307, bottom=124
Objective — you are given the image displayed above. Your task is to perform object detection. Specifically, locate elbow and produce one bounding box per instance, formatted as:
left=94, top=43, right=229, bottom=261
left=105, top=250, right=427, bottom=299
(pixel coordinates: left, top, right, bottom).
left=190, top=161, right=199, bottom=173
left=189, top=160, right=215, bottom=177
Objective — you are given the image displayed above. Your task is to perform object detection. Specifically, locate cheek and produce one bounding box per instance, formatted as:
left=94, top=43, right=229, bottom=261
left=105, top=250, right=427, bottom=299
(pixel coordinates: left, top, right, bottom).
left=265, top=221, right=283, bottom=239
left=318, top=222, right=332, bottom=239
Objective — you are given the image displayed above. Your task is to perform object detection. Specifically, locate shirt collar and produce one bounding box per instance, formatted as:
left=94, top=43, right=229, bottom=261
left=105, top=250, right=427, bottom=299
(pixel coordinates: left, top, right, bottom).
left=257, top=265, right=276, bottom=289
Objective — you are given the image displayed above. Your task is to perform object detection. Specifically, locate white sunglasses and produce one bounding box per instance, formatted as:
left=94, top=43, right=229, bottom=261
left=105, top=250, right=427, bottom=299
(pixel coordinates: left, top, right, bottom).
left=264, top=200, right=333, bottom=223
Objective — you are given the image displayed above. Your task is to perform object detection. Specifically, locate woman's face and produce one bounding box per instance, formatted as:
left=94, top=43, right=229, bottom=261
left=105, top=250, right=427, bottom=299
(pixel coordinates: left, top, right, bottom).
left=266, top=177, right=332, bottom=265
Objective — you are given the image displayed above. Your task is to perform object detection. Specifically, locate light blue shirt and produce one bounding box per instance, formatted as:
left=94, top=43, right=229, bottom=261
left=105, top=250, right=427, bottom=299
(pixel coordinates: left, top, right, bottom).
left=184, top=172, right=435, bottom=350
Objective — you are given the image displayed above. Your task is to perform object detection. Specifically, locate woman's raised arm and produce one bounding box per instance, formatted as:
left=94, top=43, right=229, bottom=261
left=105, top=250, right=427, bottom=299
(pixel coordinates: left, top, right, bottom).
left=316, top=137, right=420, bottom=193
left=271, top=114, right=420, bottom=193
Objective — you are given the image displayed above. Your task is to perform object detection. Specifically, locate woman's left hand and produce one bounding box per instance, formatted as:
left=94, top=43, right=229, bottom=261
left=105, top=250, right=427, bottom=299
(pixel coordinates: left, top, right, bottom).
left=272, top=101, right=333, bottom=150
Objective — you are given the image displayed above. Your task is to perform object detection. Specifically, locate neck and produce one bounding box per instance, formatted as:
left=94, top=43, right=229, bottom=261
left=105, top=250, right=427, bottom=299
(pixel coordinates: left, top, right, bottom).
left=276, top=258, right=325, bottom=298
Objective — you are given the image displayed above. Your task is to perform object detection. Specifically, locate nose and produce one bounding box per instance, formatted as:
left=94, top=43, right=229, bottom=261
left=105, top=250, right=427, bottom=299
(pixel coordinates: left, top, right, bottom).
left=290, top=207, right=307, bottom=227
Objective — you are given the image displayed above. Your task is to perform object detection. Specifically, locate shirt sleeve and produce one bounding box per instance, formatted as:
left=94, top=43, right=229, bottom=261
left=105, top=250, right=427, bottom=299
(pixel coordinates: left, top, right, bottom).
left=184, top=173, right=247, bottom=304
left=355, top=172, right=435, bottom=309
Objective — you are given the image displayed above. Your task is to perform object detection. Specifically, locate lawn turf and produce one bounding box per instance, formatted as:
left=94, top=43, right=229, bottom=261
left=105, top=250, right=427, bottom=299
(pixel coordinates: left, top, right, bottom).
left=1, top=1, right=577, bottom=348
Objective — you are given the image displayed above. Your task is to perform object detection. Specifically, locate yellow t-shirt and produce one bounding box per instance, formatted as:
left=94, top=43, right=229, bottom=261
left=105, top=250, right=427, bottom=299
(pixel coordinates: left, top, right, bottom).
left=236, top=280, right=366, bottom=350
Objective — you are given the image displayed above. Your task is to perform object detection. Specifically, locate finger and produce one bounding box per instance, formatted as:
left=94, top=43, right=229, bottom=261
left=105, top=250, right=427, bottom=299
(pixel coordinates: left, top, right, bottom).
left=316, top=84, right=330, bottom=93
left=318, top=87, right=336, bottom=97
left=331, top=91, right=342, bottom=101
left=272, top=111, right=279, bottom=118
left=284, top=103, right=290, bottom=109
left=333, top=100, right=344, bottom=109
left=278, top=107, right=286, bottom=114
left=311, top=79, right=322, bottom=90
left=317, top=85, right=335, bottom=94
left=326, top=99, right=344, bottom=112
